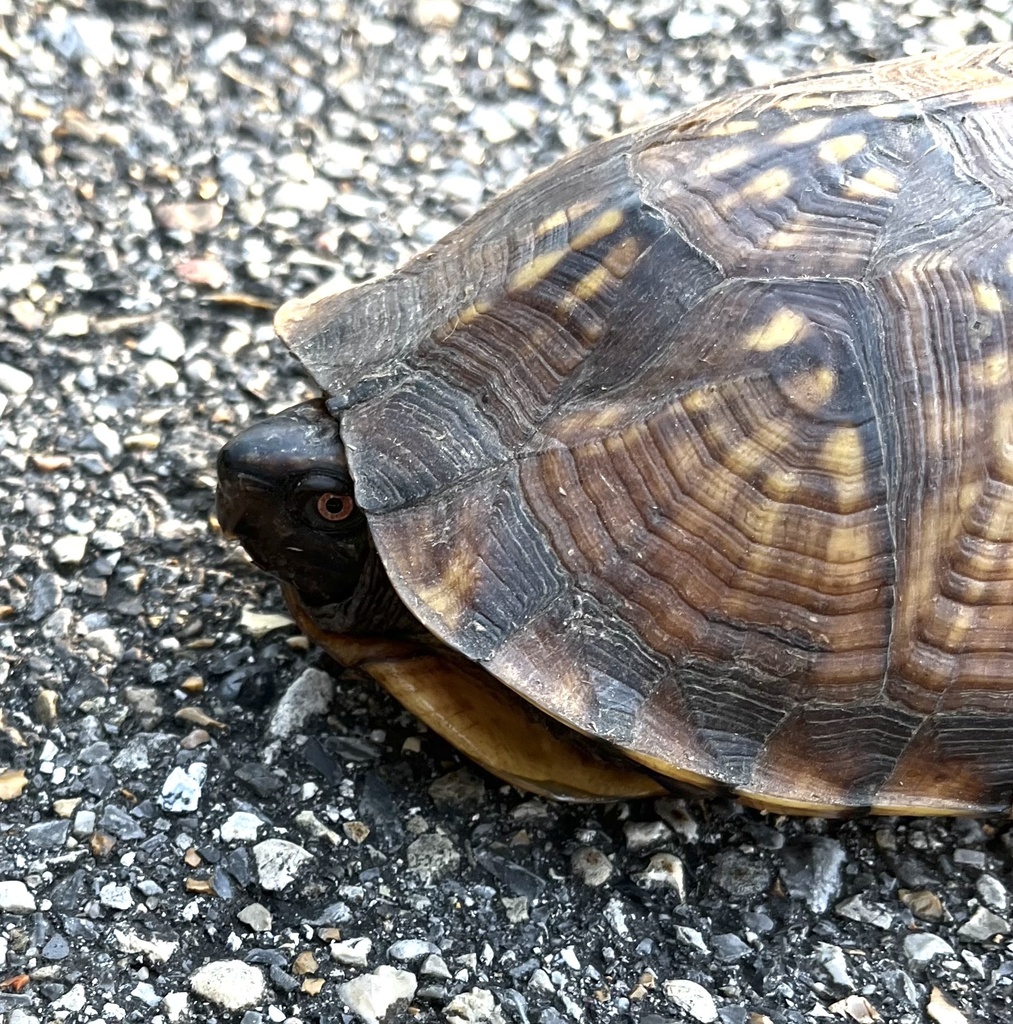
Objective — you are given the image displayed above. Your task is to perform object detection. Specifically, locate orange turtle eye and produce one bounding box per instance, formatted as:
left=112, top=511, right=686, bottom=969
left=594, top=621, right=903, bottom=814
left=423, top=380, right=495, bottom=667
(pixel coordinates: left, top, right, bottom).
left=316, top=493, right=355, bottom=522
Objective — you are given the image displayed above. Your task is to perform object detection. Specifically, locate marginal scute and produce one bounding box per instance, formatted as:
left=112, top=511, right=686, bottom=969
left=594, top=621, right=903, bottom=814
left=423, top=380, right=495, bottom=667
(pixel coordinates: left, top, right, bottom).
left=274, top=44, right=1013, bottom=814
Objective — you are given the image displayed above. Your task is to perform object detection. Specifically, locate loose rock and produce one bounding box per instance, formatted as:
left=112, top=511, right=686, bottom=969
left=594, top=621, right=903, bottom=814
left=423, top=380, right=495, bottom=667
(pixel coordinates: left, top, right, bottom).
left=252, top=838, right=314, bottom=891
left=190, top=960, right=266, bottom=1012
left=338, top=965, right=417, bottom=1024
left=0, top=880, right=36, bottom=914
left=663, top=979, right=719, bottom=1023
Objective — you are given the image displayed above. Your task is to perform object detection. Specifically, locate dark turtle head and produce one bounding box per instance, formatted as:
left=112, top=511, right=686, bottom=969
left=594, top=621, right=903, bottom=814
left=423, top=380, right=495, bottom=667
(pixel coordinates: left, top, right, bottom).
left=216, top=400, right=371, bottom=609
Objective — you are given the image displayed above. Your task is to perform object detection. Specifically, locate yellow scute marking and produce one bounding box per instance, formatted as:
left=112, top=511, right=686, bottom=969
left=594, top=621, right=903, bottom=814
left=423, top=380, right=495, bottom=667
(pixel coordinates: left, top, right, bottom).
left=822, top=427, right=865, bottom=475
left=416, top=545, right=476, bottom=628
left=775, top=117, right=831, bottom=145
left=744, top=308, right=808, bottom=351
left=681, top=387, right=713, bottom=414
left=762, top=466, right=800, bottom=502
left=867, top=100, right=920, bottom=120
left=824, top=524, right=872, bottom=565
left=843, top=174, right=892, bottom=201
left=699, top=146, right=753, bottom=177
left=455, top=299, right=492, bottom=325
left=782, top=366, right=836, bottom=412
left=571, top=209, right=623, bottom=251
left=777, top=94, right=833, bottom=112
left=554, top=405, right=628, bottom=441
left=705, top=118, right=759, bottom=136
left=863, top=167, right=898, bottom=192
left=974, top=281, right=1003, bottom=313
left=535, top=210, right=568, bottom=238
left=601, top=237, right=642, bottom=277
left=741, top=167, right=792, bottom=201
left=572, top=264, right=612, bottom=302
left=508, top=250, right=566, bottom=291
left=724, top=439, right=767, bottom=477
left=818, top=134, right=867, bottom=163
left=979, top=351, right=1010, bottom=388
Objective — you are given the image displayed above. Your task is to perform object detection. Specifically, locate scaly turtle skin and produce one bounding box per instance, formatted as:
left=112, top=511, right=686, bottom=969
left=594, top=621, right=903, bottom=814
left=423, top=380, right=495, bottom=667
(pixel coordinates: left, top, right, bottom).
left=217, top=45, right=1013, bottom=815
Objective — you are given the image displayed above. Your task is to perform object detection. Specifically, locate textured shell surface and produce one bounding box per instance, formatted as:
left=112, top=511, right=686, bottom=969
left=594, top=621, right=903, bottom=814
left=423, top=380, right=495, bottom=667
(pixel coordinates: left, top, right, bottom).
left=276, top=45, right=1013, bottom=815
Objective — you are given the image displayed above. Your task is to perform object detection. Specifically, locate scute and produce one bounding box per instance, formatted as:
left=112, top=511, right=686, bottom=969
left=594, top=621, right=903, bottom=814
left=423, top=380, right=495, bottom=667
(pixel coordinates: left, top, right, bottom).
left=276, top=45, right=1013, bottom=815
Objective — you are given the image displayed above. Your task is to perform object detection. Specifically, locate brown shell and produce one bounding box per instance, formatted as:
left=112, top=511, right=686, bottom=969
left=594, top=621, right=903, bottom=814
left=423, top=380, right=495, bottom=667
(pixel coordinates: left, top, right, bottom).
left=277, top=45, right=1013, bottom=815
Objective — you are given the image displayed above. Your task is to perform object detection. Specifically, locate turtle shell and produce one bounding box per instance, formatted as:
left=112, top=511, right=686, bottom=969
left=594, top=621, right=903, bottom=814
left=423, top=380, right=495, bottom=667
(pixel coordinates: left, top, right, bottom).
left=275, top=44, right=1013, bottom=815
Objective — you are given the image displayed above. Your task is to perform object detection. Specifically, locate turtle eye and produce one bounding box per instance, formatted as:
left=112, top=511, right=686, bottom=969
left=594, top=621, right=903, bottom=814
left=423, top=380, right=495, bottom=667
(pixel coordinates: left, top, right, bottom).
left=315, top=492, right=355, bottom=522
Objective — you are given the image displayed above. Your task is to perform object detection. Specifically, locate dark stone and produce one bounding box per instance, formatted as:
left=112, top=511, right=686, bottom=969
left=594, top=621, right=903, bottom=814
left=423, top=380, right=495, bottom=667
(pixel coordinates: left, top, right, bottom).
left=27, top=572, right=64, bottom=622
left=235, top=762, right=283, bottom=797
left=25, top=820, right=71, bottom=850
left=475, top=850, right=547, bottom=899
left=712, top=850, right=771, bottom=898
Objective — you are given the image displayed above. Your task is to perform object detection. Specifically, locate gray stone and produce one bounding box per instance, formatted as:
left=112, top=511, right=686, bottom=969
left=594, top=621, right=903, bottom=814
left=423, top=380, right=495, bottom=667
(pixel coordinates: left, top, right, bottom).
left=779, top=838, right=846, bottom=913
left=836, top=893, right=895, bottom=929
left=407, top=833, right=460, bottom=884
left=975, top=873, right=1009, bottom=914
left=237, top=903, right=272, bottom=933
left=387, top=938, right=440, bottom=961
left=958, top=906, right=1010, bottom=941
left=266, top=667, right=333, bottom=739
left=903, top=932, right=955, bottom=964
left=428, top=769, right=485, bottom=809
left=571, top=846, right=613, bottom=887
left=712, top=850, right=770, bottom=898
left=25, top=820, right=70, bottom=849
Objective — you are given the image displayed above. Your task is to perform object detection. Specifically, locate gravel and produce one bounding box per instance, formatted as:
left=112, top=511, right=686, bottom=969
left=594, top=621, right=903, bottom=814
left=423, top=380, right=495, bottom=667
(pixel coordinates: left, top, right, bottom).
left=2, top=1, right=1013, bottom=1022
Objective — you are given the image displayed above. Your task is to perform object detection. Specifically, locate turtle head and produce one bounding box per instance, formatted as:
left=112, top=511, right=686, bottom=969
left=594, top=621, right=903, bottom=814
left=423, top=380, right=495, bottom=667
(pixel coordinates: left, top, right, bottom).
left=215, top=400, right=371, bottom=609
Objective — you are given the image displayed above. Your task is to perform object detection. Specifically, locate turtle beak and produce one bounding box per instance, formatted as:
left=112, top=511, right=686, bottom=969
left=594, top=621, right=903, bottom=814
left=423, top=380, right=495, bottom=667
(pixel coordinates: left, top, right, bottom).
left=214, top=400, right=353, bottom=583
left=215, top=424, right=281, bottom=539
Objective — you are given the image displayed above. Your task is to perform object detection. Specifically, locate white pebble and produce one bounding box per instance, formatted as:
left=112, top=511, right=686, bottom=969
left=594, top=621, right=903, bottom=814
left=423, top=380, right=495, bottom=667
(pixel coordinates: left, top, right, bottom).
left=331, top=936, right=372, bottom=967
left=0, top=362, right=33, bottom=395
left=221, top=811, right=263, bottom=843
left=338, top=965, right=416, bottom=1024
left=160, top=763, right=207, bottom=813
left=273, top=180, right=333, bottom=213
left=445, top=988, right=504, bottom=1024
left=52, top=534, right=88, bottom=566
left=412, top=0, right=461, bottom=29
left=252, top=838, right=314, bottom=891
left=0, top=880, right=36, bottom=914
left=47, top=313, right=90, bottom=338
left=663, top=979, right=718, bottom=1023
left=144, top=358, right=180, bottom=389
left=190, top=960, right=266, bottom=1012
left=162, top=992, right=189, bottom=1022
left=51, top=984, right=87, bottom=1013
left=113, top=927, right=178, bottom=963
left=634, top=852, right=687, bottom=899
left=91, top=421, right=122, bottom=459
left=99, top=883, right=133, bottom=910
left=138, top=322, right=187, bottom=362
left=86, top=627, right=123, bottom=660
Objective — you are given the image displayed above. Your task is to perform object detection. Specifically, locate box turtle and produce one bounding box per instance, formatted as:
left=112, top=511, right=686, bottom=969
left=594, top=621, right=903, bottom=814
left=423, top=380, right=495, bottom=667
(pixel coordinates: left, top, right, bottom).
left=217, top=45, right=1013, bottom=816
